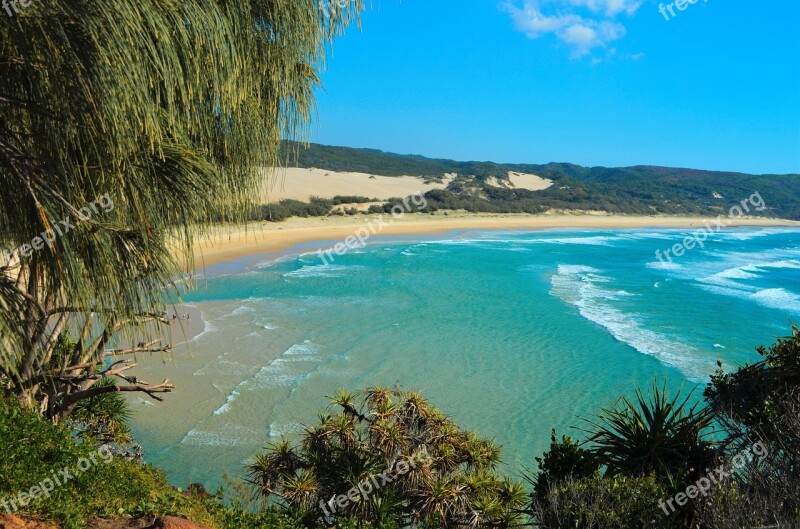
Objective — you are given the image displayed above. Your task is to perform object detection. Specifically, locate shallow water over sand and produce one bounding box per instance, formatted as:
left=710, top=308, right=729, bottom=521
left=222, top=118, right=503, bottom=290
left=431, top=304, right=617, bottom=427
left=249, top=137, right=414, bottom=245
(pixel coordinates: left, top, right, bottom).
left=130, top=228, right=800, bottom=489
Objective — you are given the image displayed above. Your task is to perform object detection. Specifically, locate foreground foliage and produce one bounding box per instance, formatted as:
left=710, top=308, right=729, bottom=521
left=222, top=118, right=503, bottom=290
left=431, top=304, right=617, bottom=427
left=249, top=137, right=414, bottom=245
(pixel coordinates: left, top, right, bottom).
left=531, top=328, right=800, bottom=529
left=583, top=382, right=715, bottom=483
left=0, top=396, right=308, bottom=529
left=4, top=331, right=798, bottom=529
left=534, top=474, right=671, bottom=529
left=701, top=325, right=800, bottom=526
left=0, top=0, right=362, bottom=420
left=248, top=388, right=527, bottom=528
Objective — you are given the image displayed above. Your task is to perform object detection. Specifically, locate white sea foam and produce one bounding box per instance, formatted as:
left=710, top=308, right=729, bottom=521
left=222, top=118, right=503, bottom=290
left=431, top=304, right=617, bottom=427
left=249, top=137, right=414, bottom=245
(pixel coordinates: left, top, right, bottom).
left=212, top=388, right=241, bottom=416
left=252, top=363, right=318, bottom=388
left=648, top=242, right=800, bottom=312
left=501, top=246, right=532, bottom=252
left=647, top=260, right=682, bottom=270
left=697, top=284, right=750, bottom=300
left=224, top=305, right=256, bottom=317
left=697, top=282, right=800, bottom=315
left=426, top=238, right=481, bottom=246
left=209, top=341, right=322, bottom=415
left=723, top=228, right=785, bottom=241
left=284, top=341, right=319, bottom=355
left=763, top=259, right=800, bottom=270
left=617, top=231, right=681, bottom=241
left=268, top=422, right=304, bottom=438
left=193, top=360, right=250, bottom=377
left=283, top=264, right=364, bottom=279
left=550, top=264, right=711, bottom=381
left=527, top=236, right=617, bottom=246
left=191, top=315, right=216, bottom=343
left=750, top=288, right=800, bottom=312
left=255, top=253, right=297, bottom=269
left=181, top=425, right=260, bottom=446
left=689, top=253, right=800, bottom=313
left=702, top=265, right=761, bottom=288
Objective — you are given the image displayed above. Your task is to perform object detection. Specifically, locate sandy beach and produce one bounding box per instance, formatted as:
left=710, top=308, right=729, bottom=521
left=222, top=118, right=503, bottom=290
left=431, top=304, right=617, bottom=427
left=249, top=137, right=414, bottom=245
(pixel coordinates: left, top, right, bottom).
left=188, top=213, right=800, bottom=269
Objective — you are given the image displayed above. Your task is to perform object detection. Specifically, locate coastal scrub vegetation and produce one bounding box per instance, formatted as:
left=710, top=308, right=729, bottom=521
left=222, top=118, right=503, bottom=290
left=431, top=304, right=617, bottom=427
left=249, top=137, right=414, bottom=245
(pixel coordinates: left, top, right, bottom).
left=247, top=388, right=527, bottom=528
left=0, top=0, right=362, bottom=420
left=529, top=327, right=800, bottom=529
left=245, top=329, right=798, bottom=529
left=1, top=329, right=798, bottom=528
left=582, top=382, right=715, bottom=481
left=0, top=394, right=307, bottom=529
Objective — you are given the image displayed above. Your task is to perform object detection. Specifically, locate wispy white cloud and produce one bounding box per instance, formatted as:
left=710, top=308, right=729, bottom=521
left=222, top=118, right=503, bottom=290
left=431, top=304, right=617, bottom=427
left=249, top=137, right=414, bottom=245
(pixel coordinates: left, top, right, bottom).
left=565, top=0, right=643, bottom=17
left=503, top=0, right=642, bottom=58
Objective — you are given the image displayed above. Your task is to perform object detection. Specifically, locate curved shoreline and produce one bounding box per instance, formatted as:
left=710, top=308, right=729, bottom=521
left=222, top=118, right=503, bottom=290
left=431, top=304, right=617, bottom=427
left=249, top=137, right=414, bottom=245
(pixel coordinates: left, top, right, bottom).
left=188, top=213, right=800, bottom=269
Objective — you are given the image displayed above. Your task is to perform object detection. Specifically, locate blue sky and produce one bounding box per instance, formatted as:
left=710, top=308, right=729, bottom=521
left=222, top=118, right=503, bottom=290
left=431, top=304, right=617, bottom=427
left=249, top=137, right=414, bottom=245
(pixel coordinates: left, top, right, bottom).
left=312, top=0, right=800, bottom=174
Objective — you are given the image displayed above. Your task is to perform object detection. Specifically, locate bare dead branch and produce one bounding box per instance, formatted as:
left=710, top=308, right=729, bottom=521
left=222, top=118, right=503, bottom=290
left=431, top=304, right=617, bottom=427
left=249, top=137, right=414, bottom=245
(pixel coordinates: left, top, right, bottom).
left=62, top=379, right=175, bottom=406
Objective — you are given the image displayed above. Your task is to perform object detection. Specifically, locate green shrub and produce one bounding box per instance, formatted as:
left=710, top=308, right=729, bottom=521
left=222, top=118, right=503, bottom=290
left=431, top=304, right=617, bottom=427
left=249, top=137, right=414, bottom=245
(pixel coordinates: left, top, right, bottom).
left=534, top=474, right=676, bottom=529
left=260, top=197, right=333, bottom=222
left=530, top=430, right=599, bottom=504
left=583, top=381, right=715, bottom=484
left=0, top=396, right=302, bottom=529
left=332, top=196, right=376, bottom=205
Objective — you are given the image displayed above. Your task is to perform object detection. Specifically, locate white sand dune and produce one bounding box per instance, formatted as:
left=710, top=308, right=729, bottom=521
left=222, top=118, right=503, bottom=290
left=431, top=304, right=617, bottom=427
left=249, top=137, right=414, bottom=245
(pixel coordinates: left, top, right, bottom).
left=260, top=168, right=553, bottom=203
left=507, top=171, right=553, bottom=191
left=260, top=168, right=453, bottom=202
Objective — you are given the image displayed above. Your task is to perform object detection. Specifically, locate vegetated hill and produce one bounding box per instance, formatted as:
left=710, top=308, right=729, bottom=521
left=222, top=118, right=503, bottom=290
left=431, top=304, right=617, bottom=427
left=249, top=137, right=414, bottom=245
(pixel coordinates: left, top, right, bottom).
left=280, top=142, right=800, bottom=220
left=281, top=141, right=509, bottom=180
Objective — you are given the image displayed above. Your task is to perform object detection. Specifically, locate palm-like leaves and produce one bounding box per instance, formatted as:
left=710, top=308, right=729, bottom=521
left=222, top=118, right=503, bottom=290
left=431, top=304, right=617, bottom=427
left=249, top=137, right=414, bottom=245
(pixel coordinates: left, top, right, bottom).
left=583, top=380, right=716, bottom=481
left=248, top=387, right=525, bottom=528
left=70, top=376, right=133, bottom=444
left=247, top=440, right=304, bottom=498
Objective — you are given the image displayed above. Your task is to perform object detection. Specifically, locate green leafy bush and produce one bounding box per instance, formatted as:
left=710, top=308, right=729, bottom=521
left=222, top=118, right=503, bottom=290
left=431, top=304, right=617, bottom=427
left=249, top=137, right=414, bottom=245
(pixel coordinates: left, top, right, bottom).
left=530, top=430, right=599, bottom=504
left=535, top=474, right=675, bottom=529
left=332, top=196, right=376, bottom=205
left=0, top=396, right=303, bottom=529
left=260, top=198, right=334, bottom=222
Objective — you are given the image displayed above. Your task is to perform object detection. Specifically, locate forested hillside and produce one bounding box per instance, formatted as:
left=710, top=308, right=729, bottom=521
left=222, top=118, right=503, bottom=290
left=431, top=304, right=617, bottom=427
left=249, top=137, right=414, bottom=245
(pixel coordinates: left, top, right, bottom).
left=281, top=142, right=800, bottom=219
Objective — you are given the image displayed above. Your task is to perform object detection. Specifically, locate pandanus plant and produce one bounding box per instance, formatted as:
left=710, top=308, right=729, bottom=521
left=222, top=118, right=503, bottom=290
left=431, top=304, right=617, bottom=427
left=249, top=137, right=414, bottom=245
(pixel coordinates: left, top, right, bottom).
left=247, top=387, right=527, bottom=528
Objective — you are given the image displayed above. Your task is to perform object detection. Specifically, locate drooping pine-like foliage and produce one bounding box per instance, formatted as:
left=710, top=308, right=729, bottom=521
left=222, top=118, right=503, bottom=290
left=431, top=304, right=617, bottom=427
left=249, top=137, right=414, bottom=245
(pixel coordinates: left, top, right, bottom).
left=0, top=0, right=362, bottom=418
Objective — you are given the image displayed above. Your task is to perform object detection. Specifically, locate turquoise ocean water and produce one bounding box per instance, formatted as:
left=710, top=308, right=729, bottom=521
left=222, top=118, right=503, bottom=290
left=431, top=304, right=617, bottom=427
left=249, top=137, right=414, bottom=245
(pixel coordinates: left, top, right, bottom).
left=130, top=227, right=800, bottom=489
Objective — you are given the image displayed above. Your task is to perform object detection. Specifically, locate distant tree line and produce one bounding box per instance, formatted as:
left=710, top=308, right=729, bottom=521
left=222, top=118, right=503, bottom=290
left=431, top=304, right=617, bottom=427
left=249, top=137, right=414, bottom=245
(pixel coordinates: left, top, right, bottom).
left=280, top=142, right=800, bottom=220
